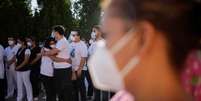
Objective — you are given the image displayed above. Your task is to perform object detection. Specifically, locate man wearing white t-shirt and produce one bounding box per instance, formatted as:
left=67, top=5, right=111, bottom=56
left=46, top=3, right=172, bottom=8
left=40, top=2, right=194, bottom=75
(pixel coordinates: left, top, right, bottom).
left=4, top=37, right=19, bottom=99
left=70, top=30, right=88, bottom=101
left=0, top=44, right=5, bottom=101
left=43, top=25, right=73, bottom=101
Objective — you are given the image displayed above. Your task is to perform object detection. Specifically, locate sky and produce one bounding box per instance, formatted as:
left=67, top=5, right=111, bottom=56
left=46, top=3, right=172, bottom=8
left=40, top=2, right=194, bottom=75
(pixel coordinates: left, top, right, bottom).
left=31, top=0, right=76, bottom=12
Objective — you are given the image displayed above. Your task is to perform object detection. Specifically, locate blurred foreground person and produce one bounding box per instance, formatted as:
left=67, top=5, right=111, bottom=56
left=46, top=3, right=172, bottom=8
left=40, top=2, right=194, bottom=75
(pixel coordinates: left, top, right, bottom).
left=88, top=0, right=201, bottom=101
left=0, top=44, right=5, bottom=101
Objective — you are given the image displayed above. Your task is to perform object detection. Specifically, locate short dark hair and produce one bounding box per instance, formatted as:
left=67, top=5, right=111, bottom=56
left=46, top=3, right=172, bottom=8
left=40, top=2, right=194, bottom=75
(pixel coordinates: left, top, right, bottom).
left=18, top=37, right=27, bottom=47
left=72, top=29, right=81, bottom=37
left=52, top=25, right=65, bottom=35
left=44, top=37, right=56, bottom=49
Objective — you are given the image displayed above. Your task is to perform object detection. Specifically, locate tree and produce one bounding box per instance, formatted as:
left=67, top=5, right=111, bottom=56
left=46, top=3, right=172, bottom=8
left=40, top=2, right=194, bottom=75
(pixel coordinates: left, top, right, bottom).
left=36, top=0, right=75, bottom=39
left=73, top=0, right=101, bottom=40
left=0, top=0, right=32, bottom=45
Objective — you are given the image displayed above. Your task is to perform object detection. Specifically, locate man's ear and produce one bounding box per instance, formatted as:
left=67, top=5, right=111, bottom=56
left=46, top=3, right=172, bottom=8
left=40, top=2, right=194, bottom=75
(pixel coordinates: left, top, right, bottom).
left=137, top=21, right=156, bottom=59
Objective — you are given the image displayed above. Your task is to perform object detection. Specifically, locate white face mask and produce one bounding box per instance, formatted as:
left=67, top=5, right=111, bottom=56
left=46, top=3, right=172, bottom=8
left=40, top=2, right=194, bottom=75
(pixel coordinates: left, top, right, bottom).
left=88, top=29, right=139, bottom=92
left=17, top=43, right=22, bottom=48
left=8, top=40, right=14, bottom=46
left=51, top=32, right=55, bottom=38
left=50, top=44, right=56, bottom=48
left=27, top=42, right=32, bottom=47
left=70, top=35, right=76, bottom=42
left=91, top=32, right=96, bottom=39
left=89, top=39, right=94, bottom=44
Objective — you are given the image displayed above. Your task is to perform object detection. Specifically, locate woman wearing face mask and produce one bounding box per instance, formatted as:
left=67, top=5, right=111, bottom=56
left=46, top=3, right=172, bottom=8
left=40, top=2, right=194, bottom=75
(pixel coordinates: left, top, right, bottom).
left=16, top=37, right=33, bottom=101
left=88, top=0, right=201, bottom=101
left=88, top=26, right=113, bottom=101
left=40, top=37, right=56, bottom=101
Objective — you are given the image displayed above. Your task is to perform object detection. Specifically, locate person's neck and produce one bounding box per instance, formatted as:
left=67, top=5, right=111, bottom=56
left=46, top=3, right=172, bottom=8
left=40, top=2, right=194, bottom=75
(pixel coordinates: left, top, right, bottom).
left=10, top=45, right=14, bottom=48
left=74, top=40, right=80, bottom=43
left=21, top=45, right=26, bottom=49
left=57, top=36, right=64, bottom=41
left=32, top=44, right=36, bottom=48
left=127, top=35, right=191, bottom=101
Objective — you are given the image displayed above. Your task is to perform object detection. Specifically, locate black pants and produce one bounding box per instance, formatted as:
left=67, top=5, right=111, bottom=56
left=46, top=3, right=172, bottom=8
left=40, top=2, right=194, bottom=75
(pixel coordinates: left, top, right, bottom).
left=30, top=68, right=40, bottom=98
left=0, top=79, right=5, bottom=101
left=73, top=70, right=86, bottom=101
left=54, top=68, right=74, bottom=101
left=94, top=89, right=110, bottom=101
left=85, top=70, right=94, bottom=97
left=41, top=75, right=56, bottom=101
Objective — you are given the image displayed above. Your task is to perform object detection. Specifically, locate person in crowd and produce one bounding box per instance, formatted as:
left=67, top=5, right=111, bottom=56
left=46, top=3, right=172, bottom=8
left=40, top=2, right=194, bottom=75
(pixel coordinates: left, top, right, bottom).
left=88, top=25, right=112, bottom=101
left=70, top=30, right=88, bottom=101
left=40, top=37, right=56, bottom=101
left=42, top=25, right=73, bottom=101
left=4, top=37, right=19, bottom=99
left=27, top=37, right=41, bottom=101
left=0, top=44, right=5, bottom=101
left=88, top=25, right=104, bottom=56
left=16, top=37, right=33, bottom=101
left=88, top=0, right=201, bottom=101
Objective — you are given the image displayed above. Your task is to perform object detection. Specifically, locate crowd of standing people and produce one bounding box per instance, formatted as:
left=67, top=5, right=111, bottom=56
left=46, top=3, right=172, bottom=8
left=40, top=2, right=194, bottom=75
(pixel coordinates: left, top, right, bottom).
left=0, top=25, right=111, bottom=101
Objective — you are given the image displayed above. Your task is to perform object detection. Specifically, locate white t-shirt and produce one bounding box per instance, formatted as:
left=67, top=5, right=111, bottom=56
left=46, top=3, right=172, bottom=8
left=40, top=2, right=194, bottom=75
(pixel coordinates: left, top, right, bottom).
left=70, top=41, right=88, bottom=71
left=88, top=42, right=97, bottom=56
left=40, top=48, right=54, bottom=77
left=54, top=37, right=71, bottom=69
left=25, top=49, right=31, bottom=56
left=4, top=45, right=19, bottom=69
left=0, top=45, right=4, bottom=79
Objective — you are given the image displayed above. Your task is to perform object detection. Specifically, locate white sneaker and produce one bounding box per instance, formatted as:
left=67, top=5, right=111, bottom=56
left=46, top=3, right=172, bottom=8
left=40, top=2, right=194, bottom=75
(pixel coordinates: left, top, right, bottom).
left=42, top=96, right=46, bottom=100
left=5, top=95, right=12, bottom=99
left=34, top=97, right=39, bottom=101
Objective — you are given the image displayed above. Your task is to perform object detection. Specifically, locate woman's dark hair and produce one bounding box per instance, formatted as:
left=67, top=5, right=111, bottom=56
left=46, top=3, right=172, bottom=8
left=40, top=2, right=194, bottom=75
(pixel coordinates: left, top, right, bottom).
left=44, top=37, right=56, bottom=49
left=52, top=25, right=65, bottom=35
left=108, top=0, right=201, bottom=71
left=30, top=36, right=39, bottom=46
left=18, top=37, right=27, bottom=47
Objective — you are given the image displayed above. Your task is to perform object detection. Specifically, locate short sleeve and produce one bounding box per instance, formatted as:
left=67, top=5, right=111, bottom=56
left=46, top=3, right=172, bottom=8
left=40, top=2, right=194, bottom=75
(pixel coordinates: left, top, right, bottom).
left=80, top=43, right=88, bottom=58
left=56, top=40, right=66, bottom=51
left=25, top=49, right=31, bottom=56
left=0, top=46, right=4, bottom=61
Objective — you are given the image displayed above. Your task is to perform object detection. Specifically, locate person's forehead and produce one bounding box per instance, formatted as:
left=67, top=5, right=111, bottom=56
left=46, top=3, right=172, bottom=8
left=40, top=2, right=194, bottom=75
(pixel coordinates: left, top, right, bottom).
left=71, top=31, right=78, bottom=35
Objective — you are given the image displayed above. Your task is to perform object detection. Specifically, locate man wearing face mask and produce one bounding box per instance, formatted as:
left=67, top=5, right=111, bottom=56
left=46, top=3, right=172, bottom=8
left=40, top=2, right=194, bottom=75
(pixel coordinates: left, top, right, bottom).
left=28, top=37, right=41, bottom=101
left=4, top=37, right=19, bottom=99
left=43, top=25, right=73, bottom=101
left=70, top=30, right=88, bottom=101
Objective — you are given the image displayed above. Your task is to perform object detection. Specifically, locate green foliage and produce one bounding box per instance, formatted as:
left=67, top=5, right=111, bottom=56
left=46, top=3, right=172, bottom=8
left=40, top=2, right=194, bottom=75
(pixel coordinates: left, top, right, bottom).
left=0, top=0, right=32, bottom=45
left=73, top=0, right=101, bottom=40
left=0, top=0, right=101, bottom=46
